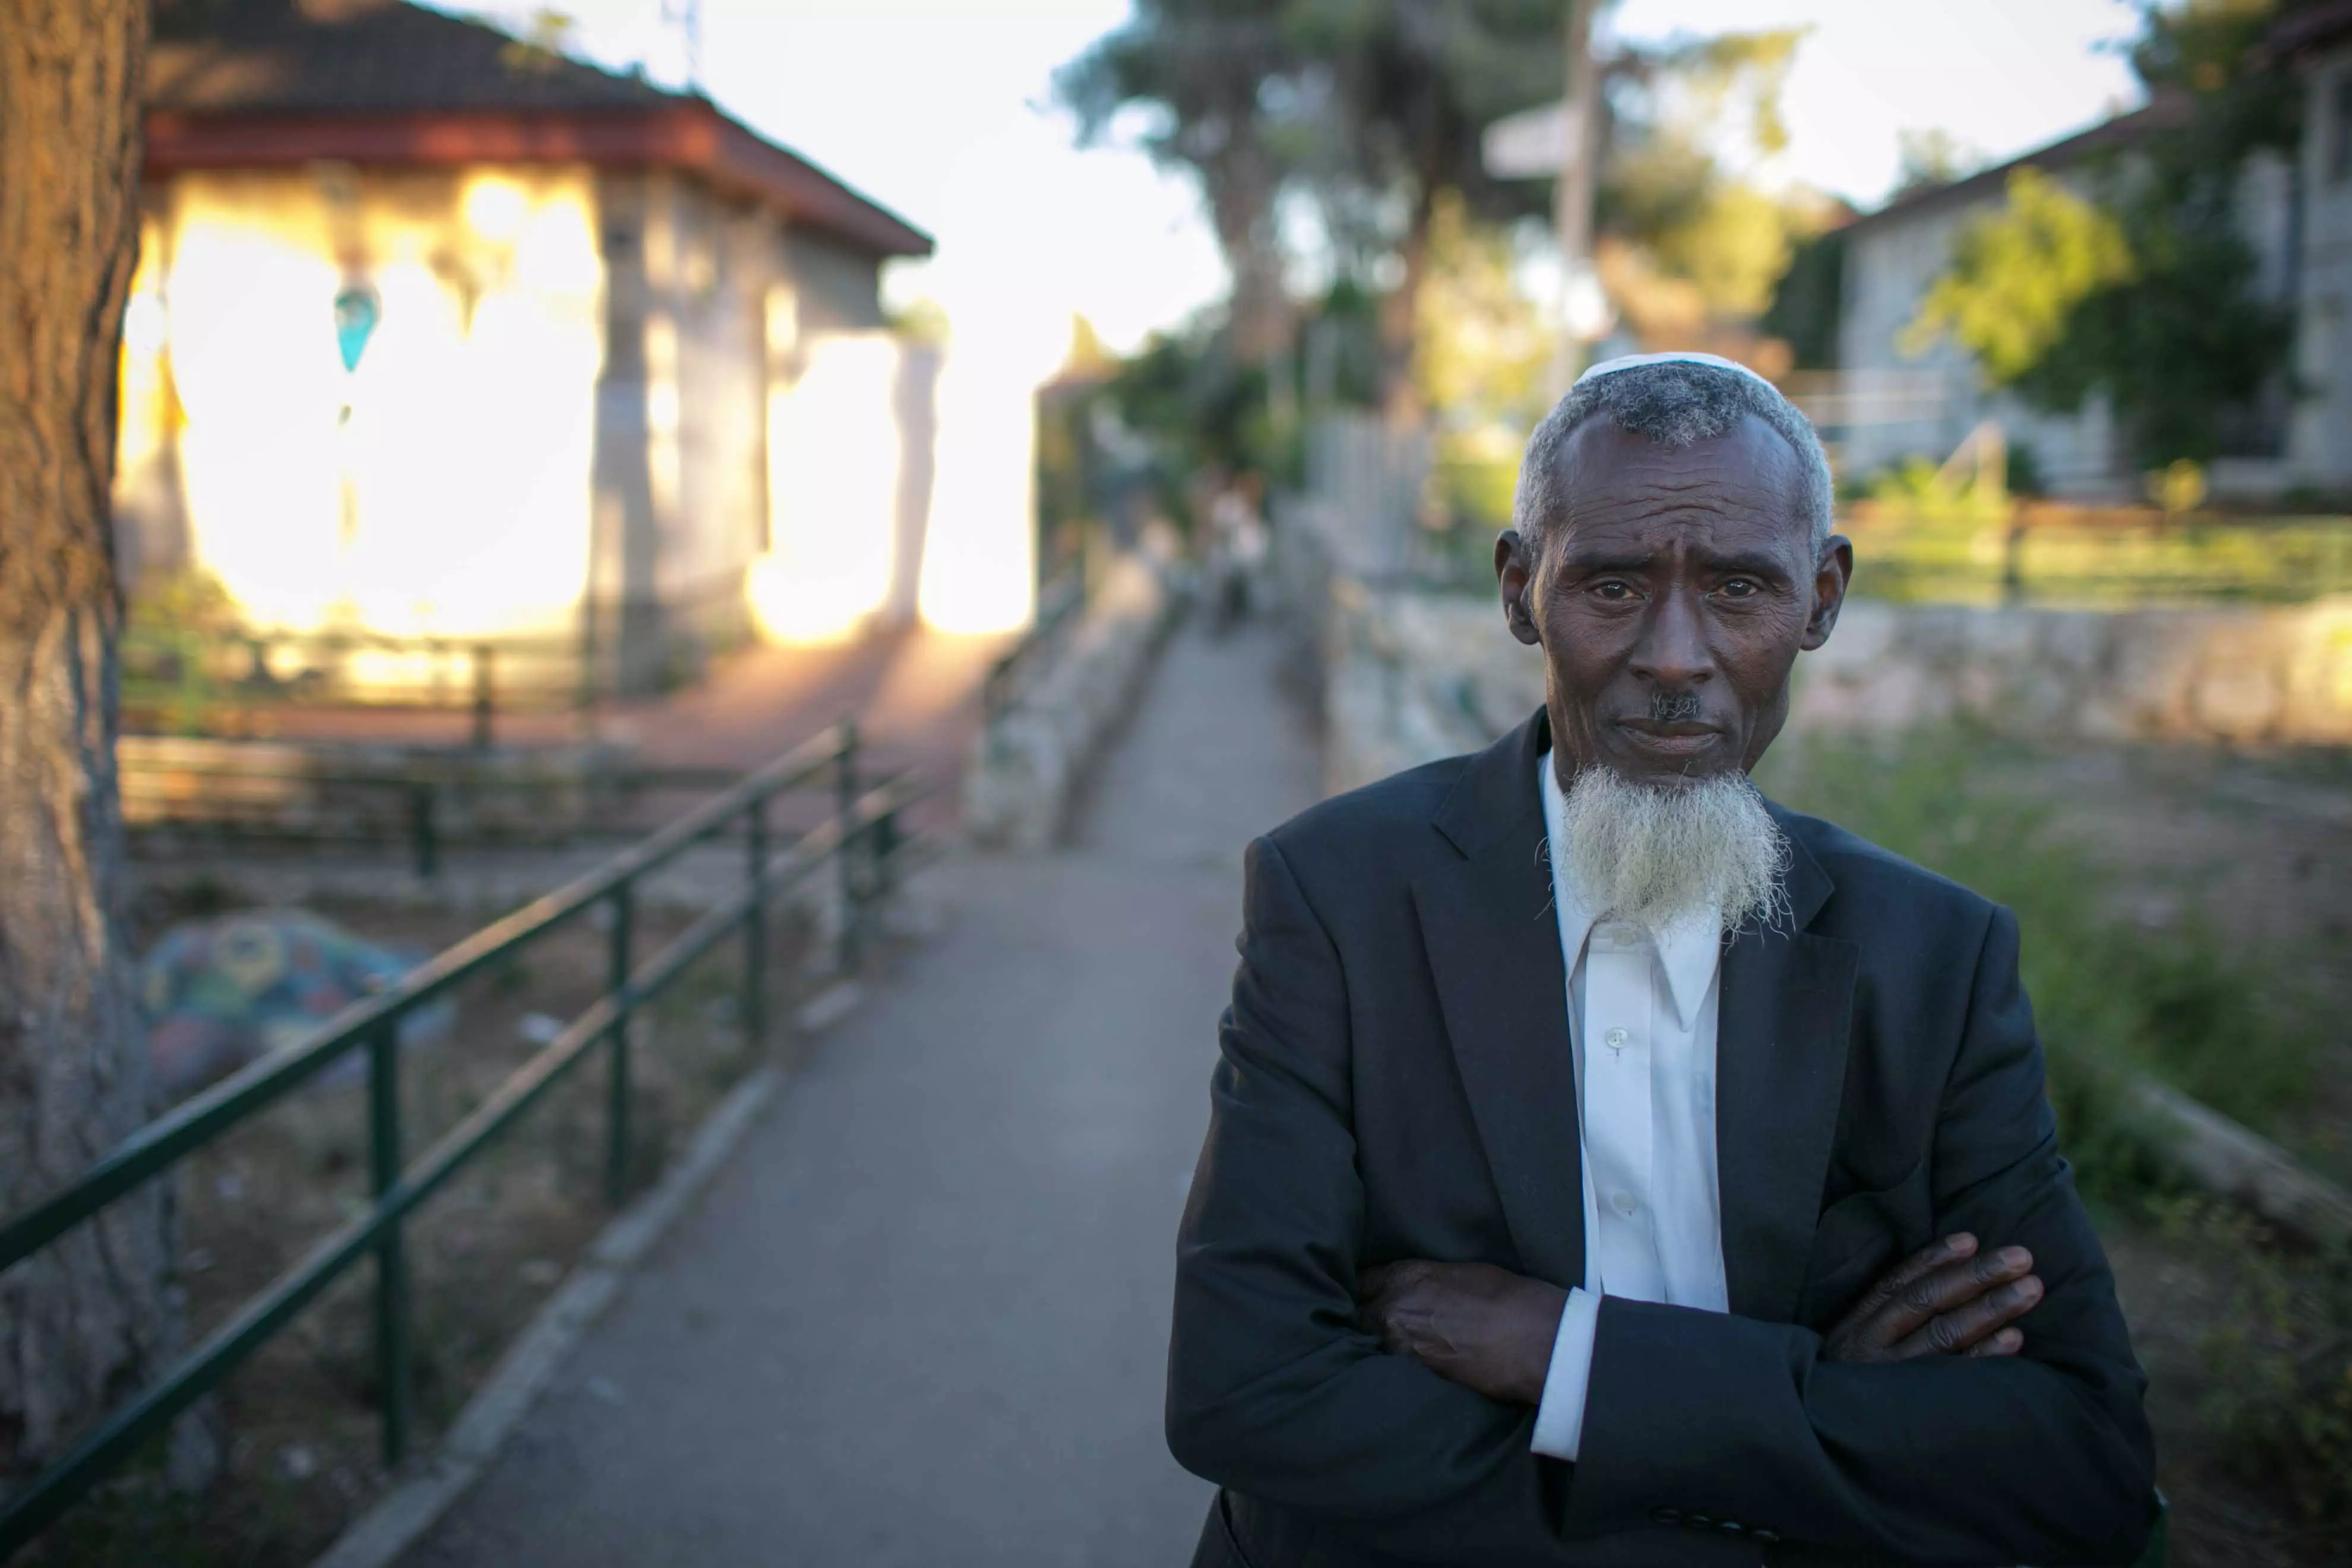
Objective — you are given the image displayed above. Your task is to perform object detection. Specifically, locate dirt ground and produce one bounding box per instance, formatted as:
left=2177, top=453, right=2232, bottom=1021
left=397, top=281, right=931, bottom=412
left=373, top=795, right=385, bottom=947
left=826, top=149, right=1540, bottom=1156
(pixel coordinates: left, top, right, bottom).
left=1991, top=742, right=2352, bottom=1187
left=2106, top=1215, right=2352, bottom=1568
left=28, top=885, right=831, bottom=1568
left=1994, top=743, right=2352, bottom=1566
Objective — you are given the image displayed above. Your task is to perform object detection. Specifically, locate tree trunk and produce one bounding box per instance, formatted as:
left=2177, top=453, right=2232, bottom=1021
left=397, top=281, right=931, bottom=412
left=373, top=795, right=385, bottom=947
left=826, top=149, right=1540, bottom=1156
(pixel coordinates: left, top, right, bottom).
left=1378, top=183, right=1437, bottom=431
left=1207, top=139, right=1291, bottom=366
left=0, top=0, right=200, bottom=1494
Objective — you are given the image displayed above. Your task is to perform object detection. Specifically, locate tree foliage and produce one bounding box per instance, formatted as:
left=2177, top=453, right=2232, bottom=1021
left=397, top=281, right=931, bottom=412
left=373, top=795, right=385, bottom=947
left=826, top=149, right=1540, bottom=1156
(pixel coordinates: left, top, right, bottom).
left=1412, top=189, right=1551, bottom=428
left=1595, top=27, right=1828, bottom=345
left=1904, top=0, right=2300, bottom=468
left=1057, top=0, right=1569, bottom=419
left=1060, top=4, right=1829, bottom=435
left=1904, top=167, right=2136, bottom=385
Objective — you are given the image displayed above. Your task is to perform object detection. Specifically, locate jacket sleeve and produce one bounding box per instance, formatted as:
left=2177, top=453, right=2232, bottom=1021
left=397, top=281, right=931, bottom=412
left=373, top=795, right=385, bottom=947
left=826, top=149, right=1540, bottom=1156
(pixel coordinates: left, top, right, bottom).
left=1165, top=835, right=1580, bottom=1564
left=1563, top=905, right=2159, bottom=1565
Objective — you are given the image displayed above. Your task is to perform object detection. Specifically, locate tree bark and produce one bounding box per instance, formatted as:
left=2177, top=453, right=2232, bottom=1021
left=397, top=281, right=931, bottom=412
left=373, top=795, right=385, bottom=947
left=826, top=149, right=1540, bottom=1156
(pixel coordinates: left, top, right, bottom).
left=1379, top=182, right=1437, bottom=431
left=0, top=0, right=199, bottom=1493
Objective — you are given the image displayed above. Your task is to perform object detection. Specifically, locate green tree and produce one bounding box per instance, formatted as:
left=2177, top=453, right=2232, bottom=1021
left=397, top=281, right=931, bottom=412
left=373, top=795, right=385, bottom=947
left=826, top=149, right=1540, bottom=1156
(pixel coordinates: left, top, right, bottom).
left=1902, top=0, right=2299, bottom=469
left=1599, top=28, right=1829, bottom=340
left=1058, top=1, right=1567, bottom=425
left=1903, top=167, right=2136, bottom=385
left=1057, top=5, right=1300, bottom=366
left=1892, top=127, right=1984, bottom=197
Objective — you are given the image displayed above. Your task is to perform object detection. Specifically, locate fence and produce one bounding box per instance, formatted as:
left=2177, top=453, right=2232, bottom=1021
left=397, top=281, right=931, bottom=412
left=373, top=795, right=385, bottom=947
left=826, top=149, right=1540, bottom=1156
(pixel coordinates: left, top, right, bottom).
left=118, top=741, right=755, bottom=881
left=0, top=722, right=919, bottom=1558
left=121, top=625, right=592, bottom=748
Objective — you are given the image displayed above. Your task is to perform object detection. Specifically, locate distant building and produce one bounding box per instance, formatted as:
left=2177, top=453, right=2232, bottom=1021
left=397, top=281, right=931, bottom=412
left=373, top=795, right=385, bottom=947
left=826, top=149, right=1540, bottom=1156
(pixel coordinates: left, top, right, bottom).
left=118, top=0, right=937, bottom=693
left=1823, top=97, right=2315, bottom=501
left=2275, top=1, right=2352, bottom=492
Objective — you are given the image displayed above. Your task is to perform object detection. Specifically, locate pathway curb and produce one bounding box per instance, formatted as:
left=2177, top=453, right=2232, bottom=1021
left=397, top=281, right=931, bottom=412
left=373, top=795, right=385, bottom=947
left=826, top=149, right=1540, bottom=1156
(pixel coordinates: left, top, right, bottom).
left=311, top=1054, right=794, bottom=1568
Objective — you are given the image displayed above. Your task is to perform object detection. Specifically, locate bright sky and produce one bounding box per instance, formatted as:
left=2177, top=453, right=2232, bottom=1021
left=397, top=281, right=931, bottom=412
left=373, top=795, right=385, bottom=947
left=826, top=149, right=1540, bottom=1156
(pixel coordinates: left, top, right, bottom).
left=440, top=0, right=2149, bottom=352
left=1608, top=0, right=2148, bottom=201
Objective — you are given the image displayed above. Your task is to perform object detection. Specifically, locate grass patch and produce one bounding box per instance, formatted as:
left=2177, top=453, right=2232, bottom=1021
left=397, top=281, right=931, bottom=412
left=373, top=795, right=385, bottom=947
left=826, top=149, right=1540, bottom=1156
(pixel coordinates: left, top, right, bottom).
left=1840, top=508, right=2352, bottom=606
left=1765, top=728, right=2352, bottom=1538
left=1756, top=727, right=2327, bottom=1197
left=2150, top=1197, right=2352, bottom=1531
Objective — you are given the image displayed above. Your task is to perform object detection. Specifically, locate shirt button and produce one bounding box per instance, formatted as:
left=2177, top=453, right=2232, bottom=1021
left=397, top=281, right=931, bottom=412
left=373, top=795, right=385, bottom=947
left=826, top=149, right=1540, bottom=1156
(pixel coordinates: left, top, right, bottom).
left=1610, top=1190, right=1638, bottom=1217
left=1604, top=1027, right=1628, bottom=1051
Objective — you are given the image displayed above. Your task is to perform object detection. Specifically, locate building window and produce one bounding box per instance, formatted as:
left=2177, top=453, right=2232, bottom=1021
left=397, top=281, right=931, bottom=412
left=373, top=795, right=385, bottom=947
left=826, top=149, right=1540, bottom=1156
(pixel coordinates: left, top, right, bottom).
left=2333, top=74, right=2352, bottom=182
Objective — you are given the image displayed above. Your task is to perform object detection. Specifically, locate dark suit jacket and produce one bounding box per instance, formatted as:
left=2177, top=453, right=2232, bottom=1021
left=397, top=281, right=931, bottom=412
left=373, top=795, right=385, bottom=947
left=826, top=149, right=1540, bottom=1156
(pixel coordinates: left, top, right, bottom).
left=1167, top=710, right=2155, bottom=1567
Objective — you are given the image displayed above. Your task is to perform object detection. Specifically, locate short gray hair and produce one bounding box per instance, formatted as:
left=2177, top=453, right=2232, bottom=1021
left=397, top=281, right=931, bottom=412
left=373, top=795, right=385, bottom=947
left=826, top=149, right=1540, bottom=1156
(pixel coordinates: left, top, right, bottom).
left=1512, top=360, right=1835, bottom=553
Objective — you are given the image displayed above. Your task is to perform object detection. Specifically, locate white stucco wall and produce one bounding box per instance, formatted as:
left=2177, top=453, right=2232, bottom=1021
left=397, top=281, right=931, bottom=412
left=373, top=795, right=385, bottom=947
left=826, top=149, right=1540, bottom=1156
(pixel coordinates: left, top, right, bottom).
left=1835, top=178, right=2125, bottom=498
left=2292, top=43, right=2352, bottom=491
left=116, top=157, right=951, bottom=691
left=118, top=165, right=605, bottom=642
left=1834, top=143, right=2302, bottom=500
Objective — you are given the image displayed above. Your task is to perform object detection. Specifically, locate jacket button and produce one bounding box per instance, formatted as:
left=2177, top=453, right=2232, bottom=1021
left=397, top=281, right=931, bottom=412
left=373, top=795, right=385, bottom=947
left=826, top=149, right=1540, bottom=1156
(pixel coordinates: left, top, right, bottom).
left=1651, top=1507, right=1681, bottom=1525
left=1685, top=1513, right=1712, bottom=1529
left=1754, top=1529, right=1781, bottom=1544
left=1719, top=1519, right=1746, bottom=1534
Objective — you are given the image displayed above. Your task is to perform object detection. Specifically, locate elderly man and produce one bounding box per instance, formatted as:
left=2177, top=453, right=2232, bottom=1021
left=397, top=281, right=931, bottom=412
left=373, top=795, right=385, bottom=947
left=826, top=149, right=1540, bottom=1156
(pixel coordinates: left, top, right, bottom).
left=1166, top=355, right=2155, bottom=1566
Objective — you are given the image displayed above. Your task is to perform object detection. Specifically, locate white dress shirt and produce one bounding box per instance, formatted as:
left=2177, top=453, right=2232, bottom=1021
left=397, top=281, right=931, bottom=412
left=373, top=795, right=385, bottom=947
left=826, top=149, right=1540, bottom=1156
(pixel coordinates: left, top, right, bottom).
left=1529, top=751, right=1732, bottom=1462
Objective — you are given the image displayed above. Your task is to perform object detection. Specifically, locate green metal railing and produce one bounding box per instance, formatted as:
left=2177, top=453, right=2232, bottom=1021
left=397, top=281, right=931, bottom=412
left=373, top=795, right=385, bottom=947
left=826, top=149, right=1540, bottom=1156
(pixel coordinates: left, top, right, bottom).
left=0, top=720, right=915, bottom=1558
left=121, top=625, right=593, bottom=748
left=119, top=751, right=789, bottom=881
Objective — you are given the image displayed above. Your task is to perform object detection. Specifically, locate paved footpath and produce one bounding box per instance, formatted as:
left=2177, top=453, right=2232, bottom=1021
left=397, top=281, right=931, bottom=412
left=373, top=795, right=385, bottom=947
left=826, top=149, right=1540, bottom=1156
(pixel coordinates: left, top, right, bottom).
left=406, top=621, right=1322, bottom=1567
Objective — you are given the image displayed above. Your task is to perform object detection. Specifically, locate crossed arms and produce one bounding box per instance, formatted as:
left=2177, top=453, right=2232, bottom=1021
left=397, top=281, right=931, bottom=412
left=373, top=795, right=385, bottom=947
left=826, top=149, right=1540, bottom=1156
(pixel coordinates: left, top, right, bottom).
left=1166, top=837, right=2156, bottom=1565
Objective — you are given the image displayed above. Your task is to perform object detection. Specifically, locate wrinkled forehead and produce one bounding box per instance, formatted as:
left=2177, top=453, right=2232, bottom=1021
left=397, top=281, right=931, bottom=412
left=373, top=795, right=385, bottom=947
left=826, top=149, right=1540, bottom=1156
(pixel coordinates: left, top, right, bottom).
left=1547, top=413, right=1812, bottom=552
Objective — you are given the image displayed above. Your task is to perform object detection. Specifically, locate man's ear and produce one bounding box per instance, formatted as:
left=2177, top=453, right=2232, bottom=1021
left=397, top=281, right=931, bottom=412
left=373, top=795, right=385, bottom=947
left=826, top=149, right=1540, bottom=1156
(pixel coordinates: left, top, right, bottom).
left=1802, top=535, right=1854, bottom=651
left=1496, top=529, right=1541, bottom=647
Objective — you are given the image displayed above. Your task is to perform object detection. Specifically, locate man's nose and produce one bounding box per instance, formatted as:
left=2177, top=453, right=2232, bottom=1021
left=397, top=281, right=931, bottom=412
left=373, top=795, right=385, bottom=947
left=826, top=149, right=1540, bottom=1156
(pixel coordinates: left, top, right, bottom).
left=1629, top=587, right=1715, bottom=688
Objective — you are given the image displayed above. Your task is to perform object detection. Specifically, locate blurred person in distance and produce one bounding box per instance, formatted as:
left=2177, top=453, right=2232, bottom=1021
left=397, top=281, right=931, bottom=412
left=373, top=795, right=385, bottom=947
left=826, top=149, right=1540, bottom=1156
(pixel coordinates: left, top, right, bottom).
left=1167, top=354, right=2157, bottom=1567
left=1208, top=471, right=1270, bottom=633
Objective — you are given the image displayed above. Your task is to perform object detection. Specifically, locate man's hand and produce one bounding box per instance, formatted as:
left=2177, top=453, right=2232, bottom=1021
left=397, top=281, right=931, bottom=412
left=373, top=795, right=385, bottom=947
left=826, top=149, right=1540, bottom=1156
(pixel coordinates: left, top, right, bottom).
left=1356, top=1260, right=1566, bottom=1406
left=1823, top=1232, right=2043, bottom=1363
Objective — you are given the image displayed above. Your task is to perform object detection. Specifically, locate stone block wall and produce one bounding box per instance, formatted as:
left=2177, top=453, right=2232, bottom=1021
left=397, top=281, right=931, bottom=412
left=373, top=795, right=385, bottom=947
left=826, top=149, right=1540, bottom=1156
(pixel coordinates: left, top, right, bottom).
left=962, top=552, right=1181, bottom=851
left=1310, top=565, right=2352, bottom=796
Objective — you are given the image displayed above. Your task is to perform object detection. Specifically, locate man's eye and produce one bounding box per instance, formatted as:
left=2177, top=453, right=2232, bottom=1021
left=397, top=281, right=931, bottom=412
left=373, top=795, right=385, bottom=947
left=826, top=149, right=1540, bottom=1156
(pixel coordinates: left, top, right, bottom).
left=1718, top=577, right=1760, bottom=599
left=1589, top=580, right=1636, bottom=600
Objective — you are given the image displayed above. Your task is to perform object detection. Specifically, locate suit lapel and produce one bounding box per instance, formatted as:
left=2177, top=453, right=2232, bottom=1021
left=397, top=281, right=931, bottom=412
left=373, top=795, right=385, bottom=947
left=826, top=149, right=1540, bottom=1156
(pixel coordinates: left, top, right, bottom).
left=1412, top=727, right=1861, bottom=1316
left=1715, top=820, right=1858, bottom=1323
left=1412, top=713, right=1586, bottom=1290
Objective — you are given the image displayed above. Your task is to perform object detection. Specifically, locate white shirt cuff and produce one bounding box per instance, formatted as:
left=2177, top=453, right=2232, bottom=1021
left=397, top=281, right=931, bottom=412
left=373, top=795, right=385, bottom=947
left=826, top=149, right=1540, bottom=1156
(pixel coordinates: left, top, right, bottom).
left=1531, top=1287, right=1602, bottom=1461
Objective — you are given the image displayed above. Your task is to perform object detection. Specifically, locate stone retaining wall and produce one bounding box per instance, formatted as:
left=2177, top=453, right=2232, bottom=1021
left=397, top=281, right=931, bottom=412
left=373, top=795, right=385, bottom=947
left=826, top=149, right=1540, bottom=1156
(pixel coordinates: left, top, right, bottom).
left=1313, top=575, right=2352, bottom=795
left=962, top=552, right=1181, bottom=851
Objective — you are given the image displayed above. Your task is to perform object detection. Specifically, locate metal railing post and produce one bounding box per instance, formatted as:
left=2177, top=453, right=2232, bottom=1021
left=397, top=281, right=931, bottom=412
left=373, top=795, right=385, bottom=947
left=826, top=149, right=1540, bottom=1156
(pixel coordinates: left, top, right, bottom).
left=605, top=883, right=634, bottom=1206
left=471, top=643, right=496, bottom=751
left=744, top=796, right=769, bottom=1052
left=872, top=801, right=900, bottom=906
left=368, top=1020, right=413, bottom=1467
left=409, top=782, right=438, bottom=881
left=834, top=719, right=861, bottom=974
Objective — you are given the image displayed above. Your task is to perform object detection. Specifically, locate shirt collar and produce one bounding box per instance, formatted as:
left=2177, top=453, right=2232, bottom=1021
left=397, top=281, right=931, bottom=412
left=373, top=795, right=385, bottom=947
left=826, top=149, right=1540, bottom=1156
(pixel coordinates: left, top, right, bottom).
left=1538, top=750, right=1722, bottom=1030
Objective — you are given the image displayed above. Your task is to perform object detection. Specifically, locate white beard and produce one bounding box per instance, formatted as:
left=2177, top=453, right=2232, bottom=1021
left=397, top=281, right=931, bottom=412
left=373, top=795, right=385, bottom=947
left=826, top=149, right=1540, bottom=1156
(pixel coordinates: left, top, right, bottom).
left=1555, top=764, right=1790, bottom=937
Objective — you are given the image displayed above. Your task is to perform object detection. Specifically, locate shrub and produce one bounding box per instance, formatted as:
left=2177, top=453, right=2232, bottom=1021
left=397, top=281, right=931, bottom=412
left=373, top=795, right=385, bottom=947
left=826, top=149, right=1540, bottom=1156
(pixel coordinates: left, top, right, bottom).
left=2154, top=1196, right=2352, bottom=1526
left=1756, top=728, right=2323, bottom=1196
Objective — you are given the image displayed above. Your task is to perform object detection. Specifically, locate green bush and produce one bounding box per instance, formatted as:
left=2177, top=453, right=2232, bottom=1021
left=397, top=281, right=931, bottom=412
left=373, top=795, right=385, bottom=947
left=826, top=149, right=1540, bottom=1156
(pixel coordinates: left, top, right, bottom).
left=1756, top=728, right=2323, bottom=1197
left=2153, top=1196, right=2352, bottom=1526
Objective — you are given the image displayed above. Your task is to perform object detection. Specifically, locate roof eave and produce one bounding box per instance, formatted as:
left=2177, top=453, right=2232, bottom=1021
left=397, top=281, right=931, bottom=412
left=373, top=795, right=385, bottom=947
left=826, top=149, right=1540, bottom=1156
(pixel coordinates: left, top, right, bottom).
left=1837, top=100, right=2184, bottom=243
left=143, top=100, right=934, bottom=259
left=2264, top=1, right=2352, bottom=64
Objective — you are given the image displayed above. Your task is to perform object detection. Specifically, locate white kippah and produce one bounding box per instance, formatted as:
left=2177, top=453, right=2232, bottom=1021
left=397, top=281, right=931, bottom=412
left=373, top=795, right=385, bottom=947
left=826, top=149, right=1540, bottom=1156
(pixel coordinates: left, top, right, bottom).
left=1574, top=350, right=1779, bottom=395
